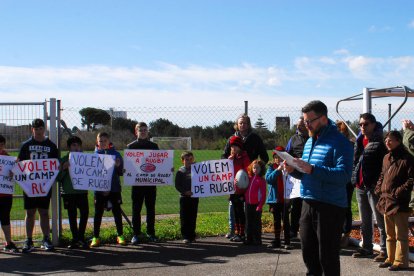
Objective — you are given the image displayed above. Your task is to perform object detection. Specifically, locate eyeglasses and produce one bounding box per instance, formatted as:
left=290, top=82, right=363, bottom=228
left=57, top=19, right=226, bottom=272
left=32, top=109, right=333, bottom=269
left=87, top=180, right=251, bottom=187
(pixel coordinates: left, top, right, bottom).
left=304, top=116, right=321, bottom=125
left=359, top=122, right=370, bottom=128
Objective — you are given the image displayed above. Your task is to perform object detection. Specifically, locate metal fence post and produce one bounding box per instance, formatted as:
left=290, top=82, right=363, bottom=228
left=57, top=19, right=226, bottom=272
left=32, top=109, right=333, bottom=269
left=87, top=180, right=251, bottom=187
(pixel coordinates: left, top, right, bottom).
left=244, top=101, right=248, bottom=115
left=49, top=98, right=59, bottom=246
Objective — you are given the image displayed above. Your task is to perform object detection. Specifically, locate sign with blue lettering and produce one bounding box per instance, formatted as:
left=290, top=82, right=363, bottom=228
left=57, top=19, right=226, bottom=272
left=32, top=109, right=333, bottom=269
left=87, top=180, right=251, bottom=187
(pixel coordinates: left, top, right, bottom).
left=0, top=155, right=17, bottom=194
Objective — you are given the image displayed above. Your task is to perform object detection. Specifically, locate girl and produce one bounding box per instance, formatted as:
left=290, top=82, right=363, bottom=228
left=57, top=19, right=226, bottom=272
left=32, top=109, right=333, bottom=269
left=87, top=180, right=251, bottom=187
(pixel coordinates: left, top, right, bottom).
left=265, top=146, right=292, bottom=249
left=244, top=159, right=266, bottom=245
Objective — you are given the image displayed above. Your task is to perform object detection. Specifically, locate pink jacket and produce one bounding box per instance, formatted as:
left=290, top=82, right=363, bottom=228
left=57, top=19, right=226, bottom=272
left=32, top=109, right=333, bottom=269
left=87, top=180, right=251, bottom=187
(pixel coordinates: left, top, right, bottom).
left=245, top=175, right=266, bottom=210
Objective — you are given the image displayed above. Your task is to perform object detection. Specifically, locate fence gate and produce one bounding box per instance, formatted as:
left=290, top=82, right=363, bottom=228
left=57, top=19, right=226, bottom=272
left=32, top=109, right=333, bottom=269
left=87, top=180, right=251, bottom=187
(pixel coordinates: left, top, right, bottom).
left=0, top=99, right=60, bottom=246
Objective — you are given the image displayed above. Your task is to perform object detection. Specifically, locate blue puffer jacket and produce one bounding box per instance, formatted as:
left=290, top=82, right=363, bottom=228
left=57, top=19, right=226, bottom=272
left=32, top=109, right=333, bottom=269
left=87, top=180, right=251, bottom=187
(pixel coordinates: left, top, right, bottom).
left=94, top=143, right=124, bottom=193
left=299, top=119, right=353, bottom=208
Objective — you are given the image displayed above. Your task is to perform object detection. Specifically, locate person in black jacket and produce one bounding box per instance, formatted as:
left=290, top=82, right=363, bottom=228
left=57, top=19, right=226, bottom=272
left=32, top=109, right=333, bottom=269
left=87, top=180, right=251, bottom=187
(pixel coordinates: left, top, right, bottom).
left=127, top=122, right=159, bottom=244
left=222, top=114, right=269, bottom=238
left=351, top=113, right=387, bottom=261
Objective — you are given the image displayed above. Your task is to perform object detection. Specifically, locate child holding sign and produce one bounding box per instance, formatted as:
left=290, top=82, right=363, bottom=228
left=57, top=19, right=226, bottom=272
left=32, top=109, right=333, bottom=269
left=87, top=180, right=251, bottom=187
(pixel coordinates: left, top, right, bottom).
left=244, top=159, right=266, bottom=246
left=265, top=146, right=292, bottom=249
left=0, top=135, right=18, bottom=252
left=91, top=132, right=125, bottom=247
left=175, top=151, right=199, bottom=243
left=57, top=136, right=89, bottom=249
left=228, top=136, right=250, bottom=242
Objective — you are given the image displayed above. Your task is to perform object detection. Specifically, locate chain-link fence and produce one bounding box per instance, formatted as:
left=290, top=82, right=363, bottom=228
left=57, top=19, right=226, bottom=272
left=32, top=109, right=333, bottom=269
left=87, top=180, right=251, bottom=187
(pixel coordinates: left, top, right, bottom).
left=1, top=100, right=414, bottom=242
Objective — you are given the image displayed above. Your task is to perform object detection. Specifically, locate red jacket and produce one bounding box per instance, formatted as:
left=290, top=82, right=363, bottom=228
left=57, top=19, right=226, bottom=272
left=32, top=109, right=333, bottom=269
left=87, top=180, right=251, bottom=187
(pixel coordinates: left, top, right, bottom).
left=230, top=151, right=250, bottom=194
left=245, top=175, right=267, bottom=210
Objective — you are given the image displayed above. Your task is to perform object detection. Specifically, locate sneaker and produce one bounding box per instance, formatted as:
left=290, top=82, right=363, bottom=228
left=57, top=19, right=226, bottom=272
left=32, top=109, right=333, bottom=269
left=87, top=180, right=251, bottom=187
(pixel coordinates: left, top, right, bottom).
left=42, top=237, right=54, bottom=251
left=131, top=235, right=139, bottom=245
left=388, top=264, right=407, bottom=271
left=117, top=235, right=126, bottom=245
left=4, top=242, right=19, bottom=253
left=378, top=262, right=392, bottom=268
left=284, top=244, right=294, bottom=250
left=232, top=235, right=242, bottom=242
left=147, top=234, right=159, bottom=242
left=373, top=251, right=387, bottom=262
left=225, top=232, right=235, bottom=239
left=78, top=240, right=89, bottom=249
left=67, top=240, right=79, bottom=249
left=90, top=237, right=100, bottom=247
left=183, top=239, right=191, bottom=244
left=352, top=248, right=374, bottom=258
left=22, top=239, right=34, bottom=253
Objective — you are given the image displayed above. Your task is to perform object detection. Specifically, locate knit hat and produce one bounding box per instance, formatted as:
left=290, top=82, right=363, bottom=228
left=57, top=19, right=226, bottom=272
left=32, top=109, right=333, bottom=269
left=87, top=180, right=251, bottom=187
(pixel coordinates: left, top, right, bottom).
left=229, top=136, right=243, bottom=149
left=273, top=145, right=285, bottom=156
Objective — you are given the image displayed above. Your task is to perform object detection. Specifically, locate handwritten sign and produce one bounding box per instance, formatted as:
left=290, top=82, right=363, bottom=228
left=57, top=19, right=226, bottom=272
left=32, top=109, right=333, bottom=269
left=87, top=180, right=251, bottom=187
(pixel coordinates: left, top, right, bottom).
left=12, top=159, right=60, bottom=197
left=69, top=152, right=115, bottom=191
left=284, top=173, right=301, bottom=199
left=191, top=159, right=234, bottom=198
left=124, top=150, right=174, bottom=186
left=0, top=155, right=17, bottom=194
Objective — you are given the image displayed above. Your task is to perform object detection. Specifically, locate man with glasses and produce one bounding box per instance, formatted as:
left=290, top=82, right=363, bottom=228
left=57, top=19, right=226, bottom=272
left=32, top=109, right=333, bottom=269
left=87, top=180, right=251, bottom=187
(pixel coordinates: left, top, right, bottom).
left=351, top=113, right=387, bottom=261
left=127, top=122, right=160, bottom=244
left=285, top=100, right=353, bottom=276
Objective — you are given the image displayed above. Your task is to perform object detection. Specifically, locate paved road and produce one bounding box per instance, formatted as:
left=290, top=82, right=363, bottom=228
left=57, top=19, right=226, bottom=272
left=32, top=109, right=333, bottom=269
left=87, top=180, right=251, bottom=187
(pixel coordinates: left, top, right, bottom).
left=1, top=234, right=413, bottom=275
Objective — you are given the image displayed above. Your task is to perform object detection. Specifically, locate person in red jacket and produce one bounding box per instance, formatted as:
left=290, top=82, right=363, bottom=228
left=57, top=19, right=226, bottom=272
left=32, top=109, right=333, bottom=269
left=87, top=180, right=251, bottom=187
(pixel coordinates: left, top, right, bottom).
left=244, top=159, right=266, bottom=245
left=228, top=136, right=250, bottom=242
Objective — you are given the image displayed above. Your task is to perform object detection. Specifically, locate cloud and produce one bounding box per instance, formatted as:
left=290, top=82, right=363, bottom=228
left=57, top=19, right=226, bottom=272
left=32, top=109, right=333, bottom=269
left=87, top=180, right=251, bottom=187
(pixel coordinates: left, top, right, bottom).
left=408, top=19, right=414, bottom=29
left=368, top=25, right=392, bottom=33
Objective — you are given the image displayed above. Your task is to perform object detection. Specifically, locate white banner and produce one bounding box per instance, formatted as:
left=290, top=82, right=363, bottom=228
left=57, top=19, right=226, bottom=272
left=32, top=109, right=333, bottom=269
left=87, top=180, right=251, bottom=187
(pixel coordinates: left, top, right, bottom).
left=12, top=159, right=60, bottom=197
left=191, top=159, right=234, bottom=198
left=0, top=155, right=17, bottom=194
left=284, top=173, right=301, bottom=199
left=123, top=149, right=174, bottom=186
left=69, top=152, right=115, bottom=191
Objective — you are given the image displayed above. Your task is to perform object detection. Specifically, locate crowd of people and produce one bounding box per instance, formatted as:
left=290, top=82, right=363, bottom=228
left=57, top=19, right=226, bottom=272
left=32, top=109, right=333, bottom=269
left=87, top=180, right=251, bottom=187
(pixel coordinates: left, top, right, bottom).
left=0, top=100, right=413, bottom=275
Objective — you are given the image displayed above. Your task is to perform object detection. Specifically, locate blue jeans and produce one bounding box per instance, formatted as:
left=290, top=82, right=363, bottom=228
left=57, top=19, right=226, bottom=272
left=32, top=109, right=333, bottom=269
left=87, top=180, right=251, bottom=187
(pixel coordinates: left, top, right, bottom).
left=355, top=187, right=386, bottom=252
left=228, top=201, right=235, bottom=232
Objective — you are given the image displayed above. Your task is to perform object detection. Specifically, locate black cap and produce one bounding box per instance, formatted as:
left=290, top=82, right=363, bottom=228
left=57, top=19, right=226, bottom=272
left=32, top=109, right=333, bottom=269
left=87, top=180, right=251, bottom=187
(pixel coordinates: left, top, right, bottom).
left=32, top=118, right=45, bottom=128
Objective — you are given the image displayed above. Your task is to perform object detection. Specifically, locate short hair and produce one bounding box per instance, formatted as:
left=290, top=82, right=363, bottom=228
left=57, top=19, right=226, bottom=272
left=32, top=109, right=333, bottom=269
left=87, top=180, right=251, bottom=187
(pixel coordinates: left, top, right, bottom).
left=135, top=122, right=148, bottom=129
left=359, top=113, right=376, bottom=123
left=181, top=151, right=194, bottom=160
left=66, top=136, right=82, bottom=148
left=0, top=135, right=5, bottom=144
left=385, top=131, right=402, bottom=142
left=247, top=159, right=266, bottom=177
left=31, top=118, right=45, bottom=128
left=97, top=132, right=110, bottom=139
left=234, top=114, right=252, bottom=131
left=301, top=101, right=328, bottom=117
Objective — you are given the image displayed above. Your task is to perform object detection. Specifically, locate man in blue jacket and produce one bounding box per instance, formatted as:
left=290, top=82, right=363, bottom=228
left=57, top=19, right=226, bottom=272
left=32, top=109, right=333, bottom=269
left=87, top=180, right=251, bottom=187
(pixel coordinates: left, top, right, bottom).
left=286, top=100, right=353, bottom=276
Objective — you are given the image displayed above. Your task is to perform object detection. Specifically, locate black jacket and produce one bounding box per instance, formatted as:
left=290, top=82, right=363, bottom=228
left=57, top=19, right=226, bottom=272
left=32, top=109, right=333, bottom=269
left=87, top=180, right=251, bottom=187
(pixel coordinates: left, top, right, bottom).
left=286, top=132, right=308, bottom=158
left=351, top=123, right=387, bottom=189
left=222, top=131, right=269, bottom=163
left=127, top=139, right=159, bottom=150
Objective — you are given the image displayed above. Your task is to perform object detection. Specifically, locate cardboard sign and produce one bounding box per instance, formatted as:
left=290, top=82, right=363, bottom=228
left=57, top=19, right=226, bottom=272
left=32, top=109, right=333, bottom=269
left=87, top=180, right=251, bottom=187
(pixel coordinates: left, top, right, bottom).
left=12, top=159, right=60, bottom=197
left=0, top=155, right=17, bottom=194
left=123, top=150, right=174, bottom=186
left=191, top=159, right=234, bottom=198
left=284, top=173, right=301, bottom=199
left=69, top=152, right=115, bottom=191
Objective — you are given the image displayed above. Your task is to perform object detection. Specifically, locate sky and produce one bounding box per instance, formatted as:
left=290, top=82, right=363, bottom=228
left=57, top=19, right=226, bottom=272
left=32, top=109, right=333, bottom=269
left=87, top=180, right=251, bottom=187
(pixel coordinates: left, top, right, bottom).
left=1, top=0, right=414, bottom=110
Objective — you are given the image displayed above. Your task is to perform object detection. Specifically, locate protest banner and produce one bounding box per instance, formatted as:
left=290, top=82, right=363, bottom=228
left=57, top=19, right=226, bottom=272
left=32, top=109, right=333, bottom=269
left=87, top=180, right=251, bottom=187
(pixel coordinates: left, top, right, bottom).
left=191, top=159, right=234, bottom=198
left=284, top=173, right=301, bottom=199
left=68, top=152, right=115, bottom=192
left=0, top=155, right=17, bottom=194
left=124, top=149, right=174, bottom=186
left=12, top=159, right=60, bottom=197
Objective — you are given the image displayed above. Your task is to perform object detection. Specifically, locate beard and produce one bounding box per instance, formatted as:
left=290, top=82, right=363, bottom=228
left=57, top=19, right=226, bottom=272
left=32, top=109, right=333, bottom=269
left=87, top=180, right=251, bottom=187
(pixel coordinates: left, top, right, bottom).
left=308, top=127, right=321, bottom=138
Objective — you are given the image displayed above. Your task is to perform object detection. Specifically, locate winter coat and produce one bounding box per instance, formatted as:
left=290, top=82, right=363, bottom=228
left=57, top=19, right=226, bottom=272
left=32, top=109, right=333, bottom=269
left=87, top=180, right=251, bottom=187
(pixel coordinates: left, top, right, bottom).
left=230, top=151, right=250, bottom=195
left=291, top=119, right=353, bottom=208
left=403, top=128, right=414, bottom=157
left=265, top=165, right=284, bottom=204
left=175, top=166, right=192, bottom=197
left=222, top=131, right=269, bottom=163
left=351, top=122, right=387, bottom=189
left=375, top=144, right=414, bottom=215
left=245, top=175, right=266, bottom=210
left=286, top=131, right=309, bottom=158
left=94, top=143, right=123, bottom=193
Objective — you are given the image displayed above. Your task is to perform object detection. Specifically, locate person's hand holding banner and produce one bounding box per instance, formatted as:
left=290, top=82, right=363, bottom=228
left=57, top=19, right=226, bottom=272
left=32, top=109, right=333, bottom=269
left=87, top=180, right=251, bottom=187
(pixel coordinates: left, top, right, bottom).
left=0, top=155, right=17, bottom=194
left=12, top=159, right=60, bottom=197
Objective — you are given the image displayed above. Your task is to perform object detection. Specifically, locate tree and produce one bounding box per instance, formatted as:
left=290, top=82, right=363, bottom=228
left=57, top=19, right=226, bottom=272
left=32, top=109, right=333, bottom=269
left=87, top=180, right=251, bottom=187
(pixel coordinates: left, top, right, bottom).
left=214, top=120, right=234, bottom=139
left=149, top=118, right=180, bottom=137
left=254, top=115, right=268, bottom=129
left=112, top=117, right=138, bottom=134
left=79, top=108, right=111, bottom=131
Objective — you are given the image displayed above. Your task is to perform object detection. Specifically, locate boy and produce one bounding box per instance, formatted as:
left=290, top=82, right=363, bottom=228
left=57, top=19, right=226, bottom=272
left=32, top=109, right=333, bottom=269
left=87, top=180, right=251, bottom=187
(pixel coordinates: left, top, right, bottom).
left=127, top=122, right=159, bottom=244
left=0, top=135, right=18, bottom=252
left=18, top=119, right=59, bottom=253
left=90, top=132, right=125, bottom=247
left=175, top=151, right=199, bottom=243
left=57, top=136, right=89, bottom=249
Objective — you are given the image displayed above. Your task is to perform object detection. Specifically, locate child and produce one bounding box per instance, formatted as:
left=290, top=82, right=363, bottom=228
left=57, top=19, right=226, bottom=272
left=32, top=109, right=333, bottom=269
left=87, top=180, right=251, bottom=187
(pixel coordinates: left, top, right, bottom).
left=57, top=136, right=89, bottom=249
left=0, top=135, right=18, bottom=252
left=90, top=132, right=125, bottom=247
left=228, top=136, right=250, bottom=242
left=265, top=146, right=292, bottom=249
left=175, top=151, right=199, bottom=243
left=244, top=159, right=266, bottom=245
